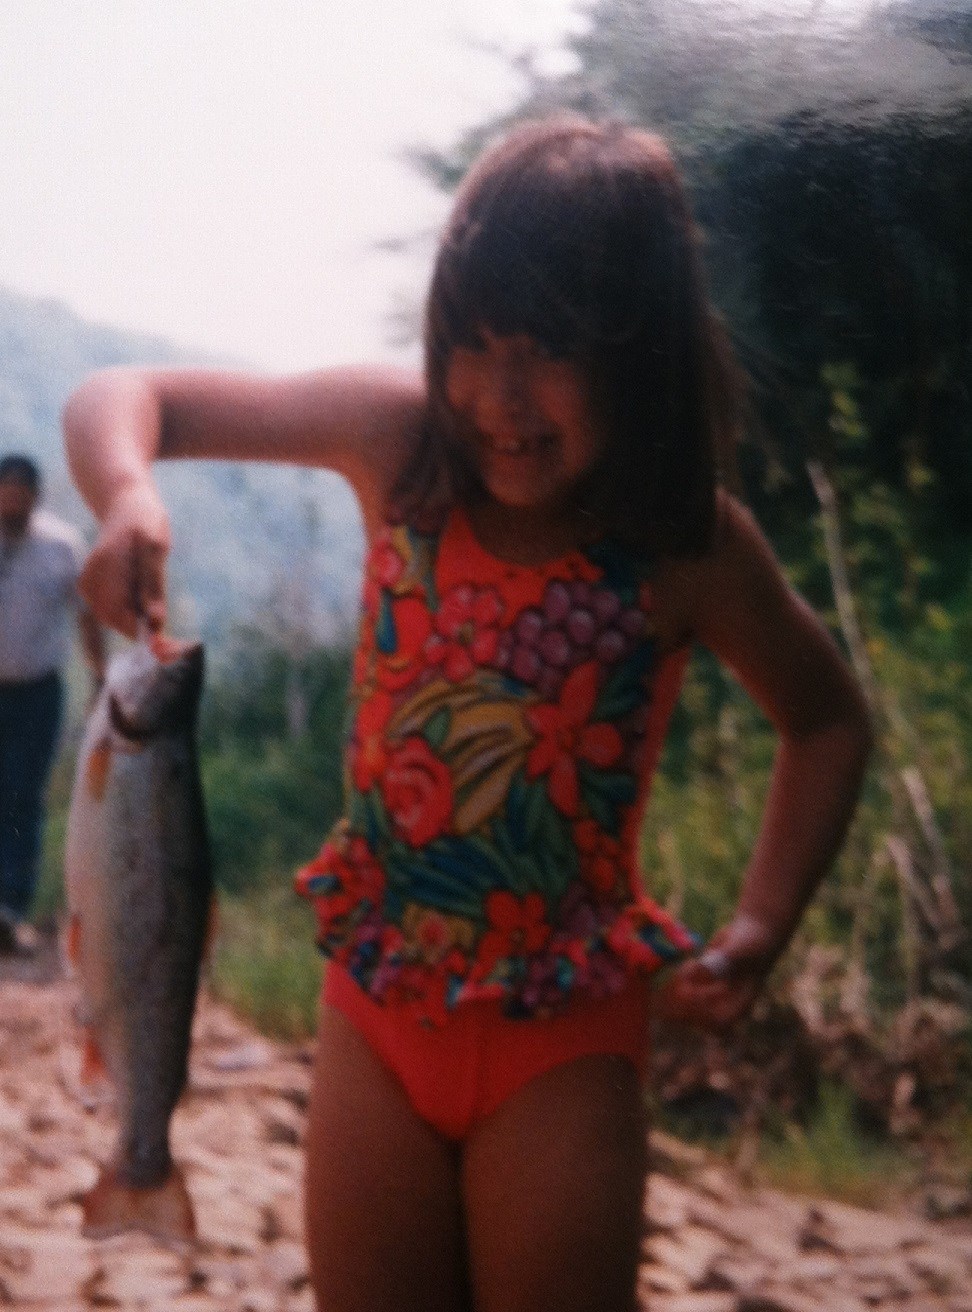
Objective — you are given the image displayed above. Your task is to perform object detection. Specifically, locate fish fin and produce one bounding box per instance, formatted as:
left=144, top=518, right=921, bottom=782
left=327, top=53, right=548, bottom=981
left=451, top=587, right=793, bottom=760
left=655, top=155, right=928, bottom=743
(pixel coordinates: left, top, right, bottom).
left=149, top=632, right=191, bottom=663
left=79, top=1031, right=110, bottom=1088
left=67, top=1027, right=112, bottom=1110
left=65, top=913, right=82, bottom=969
left=85, top=739, right=113, bottom=800
left=82, top=1164, right=196, bottom=1247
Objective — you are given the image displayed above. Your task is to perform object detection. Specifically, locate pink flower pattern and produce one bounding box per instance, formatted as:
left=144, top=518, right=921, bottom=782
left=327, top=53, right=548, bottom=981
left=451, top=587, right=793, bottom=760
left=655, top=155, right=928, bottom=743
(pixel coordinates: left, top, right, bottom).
left=296, top=510, right=697, bottom=1024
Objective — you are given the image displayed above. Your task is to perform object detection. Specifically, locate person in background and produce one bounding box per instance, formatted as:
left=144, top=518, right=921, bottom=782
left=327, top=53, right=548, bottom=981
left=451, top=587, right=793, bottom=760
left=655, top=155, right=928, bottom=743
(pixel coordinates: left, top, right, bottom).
left=0, top=453, right=106, bottom=954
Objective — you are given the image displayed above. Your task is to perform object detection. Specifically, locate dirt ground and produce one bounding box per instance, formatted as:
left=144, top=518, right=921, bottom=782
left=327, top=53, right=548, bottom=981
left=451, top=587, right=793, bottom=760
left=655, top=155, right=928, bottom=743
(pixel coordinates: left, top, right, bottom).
left=1, top=937, right=970, bottom=1311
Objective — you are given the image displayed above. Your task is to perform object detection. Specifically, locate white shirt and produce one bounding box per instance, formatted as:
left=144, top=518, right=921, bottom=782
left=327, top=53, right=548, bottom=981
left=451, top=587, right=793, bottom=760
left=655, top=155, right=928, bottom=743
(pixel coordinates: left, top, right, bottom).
left=0, top=509, right=85, bottom=682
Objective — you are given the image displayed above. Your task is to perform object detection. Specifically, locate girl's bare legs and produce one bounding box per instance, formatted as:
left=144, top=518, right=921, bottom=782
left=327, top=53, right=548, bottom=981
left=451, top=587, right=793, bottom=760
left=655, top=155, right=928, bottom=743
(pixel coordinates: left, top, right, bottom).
left=305, top=1001, right=469, bottom=1312
left=462, top=1055, right=647, bottom=1312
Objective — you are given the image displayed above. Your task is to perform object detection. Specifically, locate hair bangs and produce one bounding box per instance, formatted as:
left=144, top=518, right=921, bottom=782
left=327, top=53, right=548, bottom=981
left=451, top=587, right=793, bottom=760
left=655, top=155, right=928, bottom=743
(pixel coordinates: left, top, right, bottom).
left=438, top=184, right=608, bottom=360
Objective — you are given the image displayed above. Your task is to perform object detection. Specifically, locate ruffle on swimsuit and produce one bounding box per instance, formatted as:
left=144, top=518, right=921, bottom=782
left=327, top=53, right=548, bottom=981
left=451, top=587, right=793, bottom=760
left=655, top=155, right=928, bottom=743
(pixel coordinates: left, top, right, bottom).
left=296, top=508, right=698, bottom=1025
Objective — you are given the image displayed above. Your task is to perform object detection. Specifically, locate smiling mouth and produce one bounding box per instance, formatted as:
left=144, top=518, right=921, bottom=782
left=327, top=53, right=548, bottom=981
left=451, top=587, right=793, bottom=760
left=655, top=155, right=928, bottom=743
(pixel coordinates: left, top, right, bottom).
left=484, top=433, right=552, bottom=457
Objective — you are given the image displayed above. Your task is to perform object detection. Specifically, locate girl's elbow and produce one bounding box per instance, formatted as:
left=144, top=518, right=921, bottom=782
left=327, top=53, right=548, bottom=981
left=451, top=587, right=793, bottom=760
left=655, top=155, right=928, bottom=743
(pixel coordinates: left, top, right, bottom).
left=62, top=376, right=97, bottom=444
left=858, top=713, right=876, bottom=782
left=62, top=378, right=105, bottom=472
left=783, top=679, right=873, bottom=773
left=813, top=655, right=874, bottom=765
left=829, top=684, right=875, bottom=787
left=844, top=676, right=875, bottom=764
left=64, top=370, right=161, bottom=451
left=64, top=370, right=123, bottom=435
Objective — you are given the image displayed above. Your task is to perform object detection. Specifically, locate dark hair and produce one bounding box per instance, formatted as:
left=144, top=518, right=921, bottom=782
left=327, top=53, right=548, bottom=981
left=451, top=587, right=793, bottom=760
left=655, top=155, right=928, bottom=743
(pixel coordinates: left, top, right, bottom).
left=0, top=454, right=41, bottom=493
left=397, top=115, right=743, bottom=557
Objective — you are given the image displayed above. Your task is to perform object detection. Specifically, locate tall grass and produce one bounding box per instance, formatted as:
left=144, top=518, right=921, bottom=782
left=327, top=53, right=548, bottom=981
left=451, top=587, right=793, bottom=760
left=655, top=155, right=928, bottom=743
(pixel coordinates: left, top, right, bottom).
left=754, top=1081, right=921, bottom=1207
left=209, top=885, right=322, bottom=1041
left=35, top=754, right=73, bottom=925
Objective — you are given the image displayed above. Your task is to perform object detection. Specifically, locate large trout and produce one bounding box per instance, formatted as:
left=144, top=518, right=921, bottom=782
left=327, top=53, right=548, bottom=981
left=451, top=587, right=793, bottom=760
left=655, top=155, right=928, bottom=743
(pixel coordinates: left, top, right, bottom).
left=65, top=634, right=212, bottom=1243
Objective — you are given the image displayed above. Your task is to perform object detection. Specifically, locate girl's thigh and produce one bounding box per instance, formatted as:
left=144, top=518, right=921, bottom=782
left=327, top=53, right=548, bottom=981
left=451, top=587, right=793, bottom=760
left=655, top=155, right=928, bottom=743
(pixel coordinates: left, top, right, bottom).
left=462, top=1054, right=647, bottom=1312
left=305, top=998, right=470, bottom=1312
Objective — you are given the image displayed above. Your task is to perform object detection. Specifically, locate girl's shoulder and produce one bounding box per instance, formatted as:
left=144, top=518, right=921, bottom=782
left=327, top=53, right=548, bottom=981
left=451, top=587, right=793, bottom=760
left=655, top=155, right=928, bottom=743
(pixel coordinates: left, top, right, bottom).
left=283, top=366, right=427, bottom=535
left=652, top=490, right=869, bottom=740
left=649, top=490, right=784, bottom=652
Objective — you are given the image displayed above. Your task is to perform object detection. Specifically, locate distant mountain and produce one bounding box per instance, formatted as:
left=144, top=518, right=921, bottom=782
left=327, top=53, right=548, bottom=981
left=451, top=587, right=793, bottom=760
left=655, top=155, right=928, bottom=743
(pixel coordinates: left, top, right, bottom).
left=0, top=286, right=364, bottom=652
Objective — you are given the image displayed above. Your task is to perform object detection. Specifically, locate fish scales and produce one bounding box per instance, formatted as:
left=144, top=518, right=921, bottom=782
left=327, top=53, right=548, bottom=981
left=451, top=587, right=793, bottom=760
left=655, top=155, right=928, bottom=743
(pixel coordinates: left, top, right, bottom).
left=98, top=735, right=208, bottom=1180
left=65, top=635, right=212, bottom=1243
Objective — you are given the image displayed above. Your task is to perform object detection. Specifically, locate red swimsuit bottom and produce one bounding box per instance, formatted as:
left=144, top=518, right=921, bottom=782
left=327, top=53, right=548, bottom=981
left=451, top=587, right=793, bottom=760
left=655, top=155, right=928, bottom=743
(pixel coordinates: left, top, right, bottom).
left=323, top=963, right=650, bottom=1141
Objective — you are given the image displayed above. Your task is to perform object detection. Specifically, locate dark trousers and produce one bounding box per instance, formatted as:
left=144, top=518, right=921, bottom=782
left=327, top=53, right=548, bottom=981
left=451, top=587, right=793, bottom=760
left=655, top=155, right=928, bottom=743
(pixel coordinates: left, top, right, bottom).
left=0, top=671, right=64, bottom=920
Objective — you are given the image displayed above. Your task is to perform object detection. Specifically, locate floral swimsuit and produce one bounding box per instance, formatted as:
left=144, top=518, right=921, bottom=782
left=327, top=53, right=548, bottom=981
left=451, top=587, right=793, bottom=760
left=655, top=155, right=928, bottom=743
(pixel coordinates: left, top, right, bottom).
left=296, top=507, right=698, bottom=1026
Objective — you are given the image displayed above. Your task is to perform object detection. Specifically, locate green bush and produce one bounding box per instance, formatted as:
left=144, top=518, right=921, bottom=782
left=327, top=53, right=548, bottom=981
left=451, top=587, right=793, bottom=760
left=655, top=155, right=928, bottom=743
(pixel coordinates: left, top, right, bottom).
left=210, top=884, right=323, bottom=1040
left=756, top=1080, right=919, bottom=1206
left=199, top=637, right=350, bottom=894
left=202, top=738, right=342, bottom=894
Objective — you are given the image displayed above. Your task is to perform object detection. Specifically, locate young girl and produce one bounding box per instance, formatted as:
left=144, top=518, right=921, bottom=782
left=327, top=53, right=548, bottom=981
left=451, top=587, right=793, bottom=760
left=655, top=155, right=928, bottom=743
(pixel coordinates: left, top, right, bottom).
left=64, top=116, right=871, bottom=1312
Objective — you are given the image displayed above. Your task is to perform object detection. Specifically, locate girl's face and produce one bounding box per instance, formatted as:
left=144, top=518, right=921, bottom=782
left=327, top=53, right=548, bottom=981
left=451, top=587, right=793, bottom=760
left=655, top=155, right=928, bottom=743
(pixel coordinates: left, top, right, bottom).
left=444, top=329, right=606, bottom=513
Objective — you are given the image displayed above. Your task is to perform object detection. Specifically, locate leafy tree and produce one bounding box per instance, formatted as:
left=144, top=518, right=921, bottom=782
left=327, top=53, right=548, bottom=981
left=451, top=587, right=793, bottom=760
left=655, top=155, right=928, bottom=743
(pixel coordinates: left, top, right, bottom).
left=200, top=634, right=351, bottom=892
left=414, top=0, right=972, bottom=614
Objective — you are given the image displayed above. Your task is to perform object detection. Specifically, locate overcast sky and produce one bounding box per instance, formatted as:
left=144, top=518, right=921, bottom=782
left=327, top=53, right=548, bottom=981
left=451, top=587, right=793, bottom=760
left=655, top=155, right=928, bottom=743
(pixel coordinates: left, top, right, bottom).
left=0, top=1, right=582, bottom=372
left=0, top=1, right=900, bottom=375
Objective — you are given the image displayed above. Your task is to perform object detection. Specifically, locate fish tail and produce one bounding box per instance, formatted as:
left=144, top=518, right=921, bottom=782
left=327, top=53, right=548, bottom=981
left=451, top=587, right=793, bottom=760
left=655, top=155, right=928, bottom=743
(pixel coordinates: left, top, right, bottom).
left=81, top=1164, right=196, bottom=1246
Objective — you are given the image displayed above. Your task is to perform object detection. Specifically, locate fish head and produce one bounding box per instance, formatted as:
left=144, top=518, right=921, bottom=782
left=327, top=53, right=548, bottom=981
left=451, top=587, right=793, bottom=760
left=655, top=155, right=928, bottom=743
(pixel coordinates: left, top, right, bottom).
left=106, top=636, right=205, bottom=742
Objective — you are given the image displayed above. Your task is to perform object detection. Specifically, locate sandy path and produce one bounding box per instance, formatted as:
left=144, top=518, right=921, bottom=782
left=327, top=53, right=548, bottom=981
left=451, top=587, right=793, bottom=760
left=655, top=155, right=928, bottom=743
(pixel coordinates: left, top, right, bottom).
left=1, top=946, right=970, bottom=1311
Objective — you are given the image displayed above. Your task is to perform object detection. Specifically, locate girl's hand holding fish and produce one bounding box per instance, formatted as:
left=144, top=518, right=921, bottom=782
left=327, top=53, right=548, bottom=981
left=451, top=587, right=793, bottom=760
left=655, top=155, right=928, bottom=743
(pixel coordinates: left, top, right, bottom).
left=78, top=481, right=170, bottom=639
left=64, top=369, right=175, bottom=638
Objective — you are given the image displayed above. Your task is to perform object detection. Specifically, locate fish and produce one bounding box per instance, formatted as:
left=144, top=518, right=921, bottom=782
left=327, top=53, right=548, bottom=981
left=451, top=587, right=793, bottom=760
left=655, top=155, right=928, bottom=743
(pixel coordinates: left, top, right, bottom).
left=64, top=633, right=212, bottom=1244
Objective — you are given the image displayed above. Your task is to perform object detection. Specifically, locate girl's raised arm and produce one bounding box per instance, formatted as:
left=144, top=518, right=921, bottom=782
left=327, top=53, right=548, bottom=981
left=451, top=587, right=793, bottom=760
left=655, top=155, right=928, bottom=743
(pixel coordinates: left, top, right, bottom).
left=657, top=493, right=873, bottom=1029
left=63, top=366, right=424, bottom=636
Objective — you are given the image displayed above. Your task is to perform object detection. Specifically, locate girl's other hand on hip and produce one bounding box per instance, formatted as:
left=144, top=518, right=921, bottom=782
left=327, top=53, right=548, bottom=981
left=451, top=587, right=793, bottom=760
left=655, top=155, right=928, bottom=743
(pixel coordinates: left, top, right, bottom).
left=654, top=913, right=780, bottom=1031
